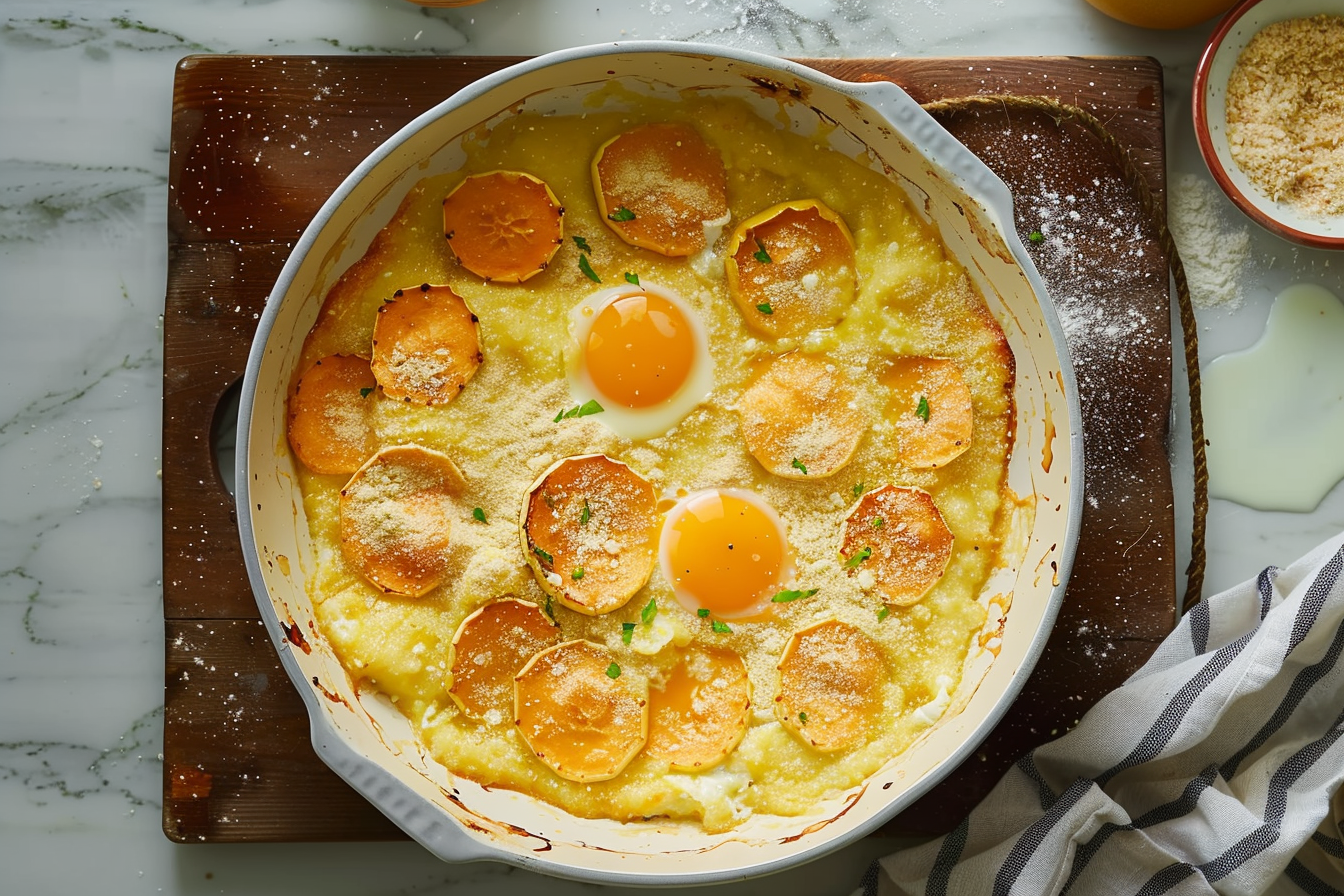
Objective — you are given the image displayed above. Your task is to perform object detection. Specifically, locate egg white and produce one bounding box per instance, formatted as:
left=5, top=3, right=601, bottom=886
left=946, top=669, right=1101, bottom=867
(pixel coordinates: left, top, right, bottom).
left=566, top=281, right=714, bottom=440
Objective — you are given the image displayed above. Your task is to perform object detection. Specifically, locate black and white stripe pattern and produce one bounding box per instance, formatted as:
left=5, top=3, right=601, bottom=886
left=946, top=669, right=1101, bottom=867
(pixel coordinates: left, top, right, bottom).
left=863, top=533, right=1344, bottom=896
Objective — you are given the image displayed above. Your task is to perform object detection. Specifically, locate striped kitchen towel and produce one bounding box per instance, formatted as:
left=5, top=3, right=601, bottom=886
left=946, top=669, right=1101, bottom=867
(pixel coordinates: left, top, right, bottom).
left=862, top=531, right=1344, bottom=896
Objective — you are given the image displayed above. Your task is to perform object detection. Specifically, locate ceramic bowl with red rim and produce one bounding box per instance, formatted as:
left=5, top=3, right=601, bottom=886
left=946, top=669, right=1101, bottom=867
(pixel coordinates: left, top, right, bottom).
left=1194, top=0, right=1344, bottom=248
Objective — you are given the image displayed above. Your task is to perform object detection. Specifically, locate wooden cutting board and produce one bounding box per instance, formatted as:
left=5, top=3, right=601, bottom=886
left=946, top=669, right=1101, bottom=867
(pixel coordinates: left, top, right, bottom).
left=162, top=54, right=1176, bottom=843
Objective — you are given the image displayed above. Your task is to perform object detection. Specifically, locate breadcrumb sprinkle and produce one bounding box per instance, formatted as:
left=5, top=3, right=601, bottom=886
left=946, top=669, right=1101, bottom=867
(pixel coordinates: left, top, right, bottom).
left=1226, top=14, right=1344, bottom=218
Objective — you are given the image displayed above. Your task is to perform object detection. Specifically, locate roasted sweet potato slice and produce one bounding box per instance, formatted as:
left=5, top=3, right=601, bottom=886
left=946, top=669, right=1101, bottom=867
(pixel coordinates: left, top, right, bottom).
left=646, top=646, right=751, bottom=771
left=841, top=485, right=953, bottom=606
left=592, top=122, right=729, bottom=257
left=737, top=352, right=868, bottom=480
left=725, top=199, right=856, bottom=339
left=775, top=620, right=887, bottom=753
left=521, top=454, right=658, bottom=616
left=514, top=639, right=648, bottom=783
left=448, top=598, right=560, bottom=723
left=370, top=283, right=482, bottom=406
left=881, top=356, right=974, bottom=469
left=339, top=444, right=465, bottom=597
left=287, top=354, right=378, bottom=475
left=442, top=170, right=563, bottom=282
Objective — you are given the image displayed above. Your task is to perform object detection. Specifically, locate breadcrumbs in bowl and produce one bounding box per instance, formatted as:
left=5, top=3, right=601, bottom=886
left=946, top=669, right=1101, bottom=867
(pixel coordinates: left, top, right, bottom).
left=1195, top=0, right=1344, bottom=248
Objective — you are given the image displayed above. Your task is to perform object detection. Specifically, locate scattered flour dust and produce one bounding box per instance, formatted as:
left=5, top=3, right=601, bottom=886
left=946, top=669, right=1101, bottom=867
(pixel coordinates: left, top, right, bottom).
left=1019, top=170, right=1161, bottom=360
left=1009, top=149, right=1169, bottom=520
left=1167, top=173, right=1251, bottom=311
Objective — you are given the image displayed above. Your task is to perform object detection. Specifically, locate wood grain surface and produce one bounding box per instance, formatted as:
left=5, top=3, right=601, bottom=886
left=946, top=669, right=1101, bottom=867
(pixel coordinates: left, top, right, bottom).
left=162, top=54, right=1175, bottom=844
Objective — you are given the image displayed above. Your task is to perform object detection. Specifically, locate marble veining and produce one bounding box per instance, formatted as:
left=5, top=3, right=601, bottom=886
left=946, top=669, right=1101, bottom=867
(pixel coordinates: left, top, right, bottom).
left=4, top=0, right=1343, bottom=893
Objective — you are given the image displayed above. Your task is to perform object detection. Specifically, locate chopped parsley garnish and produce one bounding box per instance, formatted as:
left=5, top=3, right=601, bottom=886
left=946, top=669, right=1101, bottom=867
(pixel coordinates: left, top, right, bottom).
left=359, top=387, right=374, bottom=398
left=756, top=301, right=773, bottom=315
left=798, top=712, right=808, bottom=724
left=771, top=587, right=819, bottom=603
left=852, top=482, right=866, bottom=498
left=1028, top=229, right=1044, bottom=243
left=532, top=545, right=554, bottom=565
left=572, top=567, right=585, bottom=580
left=608, top=206, right=636, bottom=222
left=753, top=239, right=772, bottom=264
left=877, top=606, right=891, bottom=621
left=791, top=457, right=808, bottom=475
left=624, top=271, right=640, bottom=285
left=872, top=517, right=884, bottom=528
left=697, top=608, right=710, bottom=618
left=580, top=499, right=591, bottom=526
left=471, top=507, right=487, bottom=523
left=845, top=546, right=873, bottom=569
left=576, top=399, right=604, bottom=417
left=916, top=395, right=931, bottom=422
left=606, top=662, right=622, bottom=679
left=641, top=597, right=658, bottom=625
left=543, top=593, right=555, bottom=620
left=711, top=619, right=732, bottom=634
left=621, top=622, right=635, bottom=645
left=572, top=235, right=593, bottom=253
left=578, top=252, right=601, bottom=283
left=555, top=399, right=605, bottom=421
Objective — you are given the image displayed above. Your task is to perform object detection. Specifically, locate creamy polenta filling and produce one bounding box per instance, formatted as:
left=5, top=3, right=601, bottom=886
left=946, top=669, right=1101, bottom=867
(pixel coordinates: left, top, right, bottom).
left=291, top=93, right=1015, bottom=832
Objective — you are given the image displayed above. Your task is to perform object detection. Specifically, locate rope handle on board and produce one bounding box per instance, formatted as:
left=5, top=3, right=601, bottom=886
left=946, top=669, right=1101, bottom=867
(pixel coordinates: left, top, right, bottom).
left=920, top=93, right=1209, bottom=609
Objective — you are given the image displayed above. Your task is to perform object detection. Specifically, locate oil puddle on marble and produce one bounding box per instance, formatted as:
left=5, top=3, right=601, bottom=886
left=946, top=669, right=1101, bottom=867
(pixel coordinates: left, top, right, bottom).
left=1204, top=283, right=1344, bottom=512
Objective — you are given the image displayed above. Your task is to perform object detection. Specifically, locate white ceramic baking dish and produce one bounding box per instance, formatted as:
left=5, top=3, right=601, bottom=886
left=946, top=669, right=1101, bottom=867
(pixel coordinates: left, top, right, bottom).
left=237, top=41, right=1082, bottom=887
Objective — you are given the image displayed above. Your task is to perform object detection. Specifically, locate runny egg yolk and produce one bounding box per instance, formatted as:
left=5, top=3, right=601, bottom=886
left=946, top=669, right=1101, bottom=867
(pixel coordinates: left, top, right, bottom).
left=659, top=489, right=791, bottom=619
left=585, top=292, right=696, bottom=409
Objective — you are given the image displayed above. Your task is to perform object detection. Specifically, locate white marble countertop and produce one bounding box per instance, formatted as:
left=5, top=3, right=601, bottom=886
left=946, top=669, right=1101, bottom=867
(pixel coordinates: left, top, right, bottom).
left=5, top=1, right=1343, bottom=893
